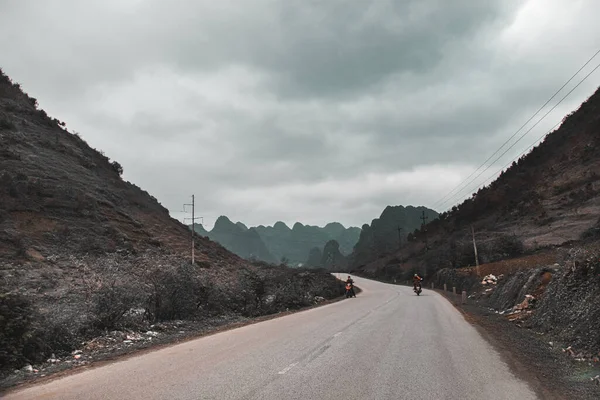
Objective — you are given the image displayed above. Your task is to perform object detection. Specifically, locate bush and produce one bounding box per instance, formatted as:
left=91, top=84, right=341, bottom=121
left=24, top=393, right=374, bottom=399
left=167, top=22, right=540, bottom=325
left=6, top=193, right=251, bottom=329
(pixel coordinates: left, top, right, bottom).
left=0, top=292, right=81, bottom=373
left=143, top=262, right=209, bottom=322
left=110, top=161, right=123, bottom=176
left=91, top=282, right=144, bottom=330
left=22, top=312, right=79, bottom=365
left=0, top=292, right=36, bottom=371
left=486, top=234, right=524, bottom=261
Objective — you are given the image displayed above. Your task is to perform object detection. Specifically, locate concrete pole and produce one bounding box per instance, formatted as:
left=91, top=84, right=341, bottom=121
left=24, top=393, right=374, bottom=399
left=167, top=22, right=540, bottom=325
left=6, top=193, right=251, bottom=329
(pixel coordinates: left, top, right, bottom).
left=471, top=225, right=480, bottom=277
left=191, top=195, right=195, bottom=265
left=462, top=290, right=467, bottom=304
left=444, top=283, right=447, bottom=292
left=453, top=286, right=456, bottom=295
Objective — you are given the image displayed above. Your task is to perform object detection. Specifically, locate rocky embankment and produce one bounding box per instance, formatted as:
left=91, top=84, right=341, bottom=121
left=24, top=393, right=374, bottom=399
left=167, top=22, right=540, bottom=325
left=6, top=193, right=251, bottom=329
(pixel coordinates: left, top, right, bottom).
left=436, top=247, right=600, bottom=369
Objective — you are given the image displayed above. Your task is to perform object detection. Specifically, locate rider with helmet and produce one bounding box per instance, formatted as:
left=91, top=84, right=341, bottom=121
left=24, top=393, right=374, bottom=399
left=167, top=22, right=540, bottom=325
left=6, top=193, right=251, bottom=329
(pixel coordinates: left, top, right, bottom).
left=413, top=273, right=423, bottom=291
left=346, top=275, right=356, bottom=297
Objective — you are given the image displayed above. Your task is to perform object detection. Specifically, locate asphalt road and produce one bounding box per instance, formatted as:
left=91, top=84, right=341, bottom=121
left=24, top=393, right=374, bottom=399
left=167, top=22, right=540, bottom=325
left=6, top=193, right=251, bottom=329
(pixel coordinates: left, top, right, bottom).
left=4, top=276, right=539, bottom=400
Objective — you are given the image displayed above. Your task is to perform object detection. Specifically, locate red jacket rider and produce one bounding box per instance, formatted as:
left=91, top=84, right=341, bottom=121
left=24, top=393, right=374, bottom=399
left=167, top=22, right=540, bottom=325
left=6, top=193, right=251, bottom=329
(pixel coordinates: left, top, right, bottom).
left=413, top=273, right=423, bottom=289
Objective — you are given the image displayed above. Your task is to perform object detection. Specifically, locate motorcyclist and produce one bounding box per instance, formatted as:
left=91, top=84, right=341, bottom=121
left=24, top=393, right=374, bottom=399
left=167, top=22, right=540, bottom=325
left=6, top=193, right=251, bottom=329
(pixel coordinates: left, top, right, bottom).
left=413, top=273, right=423, bottom=291
left=346, top=276, right=356, bottom=297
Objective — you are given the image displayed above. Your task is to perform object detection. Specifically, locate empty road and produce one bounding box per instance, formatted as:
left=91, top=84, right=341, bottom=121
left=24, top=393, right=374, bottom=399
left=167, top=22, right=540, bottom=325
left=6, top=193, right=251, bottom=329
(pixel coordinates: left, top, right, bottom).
left=4, top=276, right=538, bottom=400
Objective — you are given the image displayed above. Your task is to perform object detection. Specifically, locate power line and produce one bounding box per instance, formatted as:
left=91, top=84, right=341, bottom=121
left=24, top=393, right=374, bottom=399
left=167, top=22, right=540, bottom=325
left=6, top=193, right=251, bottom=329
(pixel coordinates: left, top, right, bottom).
left=452, top=118, right=564, bottom=198
left=432, top=48, right=600, bottom=209
left=438, top=59, right=600, bottom=210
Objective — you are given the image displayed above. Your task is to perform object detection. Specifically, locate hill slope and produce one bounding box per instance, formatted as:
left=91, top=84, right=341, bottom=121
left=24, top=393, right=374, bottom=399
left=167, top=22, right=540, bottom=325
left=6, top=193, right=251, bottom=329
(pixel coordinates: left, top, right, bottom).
left=0, top=68, right=344, bottom=375
left=356, top=86, right=600, bottom=279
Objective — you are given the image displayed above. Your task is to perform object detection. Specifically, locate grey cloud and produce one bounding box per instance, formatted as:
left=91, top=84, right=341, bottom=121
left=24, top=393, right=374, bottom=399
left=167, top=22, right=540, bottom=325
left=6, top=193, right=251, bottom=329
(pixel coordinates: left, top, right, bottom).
left=1, top=0, right=599, bottom=228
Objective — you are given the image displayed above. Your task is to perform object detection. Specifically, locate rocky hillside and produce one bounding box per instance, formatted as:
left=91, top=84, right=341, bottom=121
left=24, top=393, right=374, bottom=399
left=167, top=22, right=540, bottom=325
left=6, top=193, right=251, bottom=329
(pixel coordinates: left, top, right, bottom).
left=433, top=245, right=600, bottom=360
left=192, top=218, right=361, bottom=265
left=349, top=205, right=438, bottom=269
left=0, top=68, right=345, bottom=376
left=192, top=217, right=277, bottom=264
left=355, top=86, right=600, bottom=280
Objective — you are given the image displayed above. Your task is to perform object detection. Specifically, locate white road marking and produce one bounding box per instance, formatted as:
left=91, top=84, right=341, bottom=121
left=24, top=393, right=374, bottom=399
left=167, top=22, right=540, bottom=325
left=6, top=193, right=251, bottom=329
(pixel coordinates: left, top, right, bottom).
left=278, top=362, right=298, bottom=375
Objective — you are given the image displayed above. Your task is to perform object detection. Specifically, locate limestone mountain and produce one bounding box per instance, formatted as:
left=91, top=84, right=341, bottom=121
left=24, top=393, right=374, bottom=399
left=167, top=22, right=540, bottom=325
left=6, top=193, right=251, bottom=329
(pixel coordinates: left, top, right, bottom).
left=193, top=219, right=362, bottom=265
left=305, top=247, right=323, bottom=267
left=349, top=205, right=439, bottom=268
left=254, top=221, right=360, bottom=265
left=323, top=240, right=348, bottom=270
left=192, top=216, right=277, bottom=263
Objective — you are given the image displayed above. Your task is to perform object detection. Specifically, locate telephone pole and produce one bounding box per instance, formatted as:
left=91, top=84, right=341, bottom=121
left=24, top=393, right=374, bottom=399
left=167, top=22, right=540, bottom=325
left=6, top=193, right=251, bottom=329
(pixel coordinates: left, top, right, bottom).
left=471, top=225, right=480, bottom=277
left=183, top=195, right=202, bottom=265
left=420, top=211, right=429, bottom=251
left=397, top=226, right=403, bottom=249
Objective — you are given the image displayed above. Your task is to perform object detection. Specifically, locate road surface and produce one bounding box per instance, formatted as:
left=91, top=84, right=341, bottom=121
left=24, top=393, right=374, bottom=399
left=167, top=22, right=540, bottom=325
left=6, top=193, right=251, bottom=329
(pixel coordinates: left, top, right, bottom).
left=4, top=276, right=538, bottom=400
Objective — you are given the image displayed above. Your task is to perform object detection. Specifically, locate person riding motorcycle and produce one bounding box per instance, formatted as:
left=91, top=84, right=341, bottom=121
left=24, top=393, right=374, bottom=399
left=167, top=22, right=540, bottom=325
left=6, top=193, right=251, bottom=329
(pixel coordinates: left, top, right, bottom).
left=346, top=276, right=356, bottom=297
left=413, top=273, right=423, bottom=291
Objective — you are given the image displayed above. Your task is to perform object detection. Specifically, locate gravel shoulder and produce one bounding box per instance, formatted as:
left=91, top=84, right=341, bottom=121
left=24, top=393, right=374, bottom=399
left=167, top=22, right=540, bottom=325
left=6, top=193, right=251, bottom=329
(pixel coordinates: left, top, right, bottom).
left=437, top=289, right=600, bottom=400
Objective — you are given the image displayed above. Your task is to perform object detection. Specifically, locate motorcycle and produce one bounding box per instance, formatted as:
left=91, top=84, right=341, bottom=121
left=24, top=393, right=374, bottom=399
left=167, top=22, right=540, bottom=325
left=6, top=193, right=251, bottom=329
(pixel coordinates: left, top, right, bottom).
left=345, top=283, right=356, bottom=298
left=413, top=282, right=422, bottom=296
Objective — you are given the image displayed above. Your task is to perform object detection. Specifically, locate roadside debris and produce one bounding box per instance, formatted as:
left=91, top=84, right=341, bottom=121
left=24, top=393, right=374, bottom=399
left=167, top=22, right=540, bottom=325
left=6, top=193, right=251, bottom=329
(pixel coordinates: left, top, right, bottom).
left=514, top=294, right=536, bottom=312
left=481, top=274, right=498, bottom=285
left=47, top=354, right=59, bottom=363
left=562, top=346, right=576, bottom=357
left=592, top=375, right=599, bottom=385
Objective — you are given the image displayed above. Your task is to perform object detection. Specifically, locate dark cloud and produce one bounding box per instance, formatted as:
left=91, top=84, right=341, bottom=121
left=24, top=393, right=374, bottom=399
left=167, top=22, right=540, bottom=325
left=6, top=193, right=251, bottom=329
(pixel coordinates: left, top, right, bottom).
left=1, top=0, right=599, bottom=228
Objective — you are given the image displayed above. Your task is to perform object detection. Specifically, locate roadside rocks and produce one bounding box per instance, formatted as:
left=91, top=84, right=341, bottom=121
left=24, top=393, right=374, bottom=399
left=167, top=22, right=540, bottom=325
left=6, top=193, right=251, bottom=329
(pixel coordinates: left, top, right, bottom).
left=481, top=274, right=498, bottom=285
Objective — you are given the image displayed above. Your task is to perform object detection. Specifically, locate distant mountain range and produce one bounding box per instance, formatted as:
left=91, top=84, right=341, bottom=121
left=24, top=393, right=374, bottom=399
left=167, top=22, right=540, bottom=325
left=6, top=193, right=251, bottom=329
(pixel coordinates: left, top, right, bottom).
left=191, top=217, right=361, bottom=266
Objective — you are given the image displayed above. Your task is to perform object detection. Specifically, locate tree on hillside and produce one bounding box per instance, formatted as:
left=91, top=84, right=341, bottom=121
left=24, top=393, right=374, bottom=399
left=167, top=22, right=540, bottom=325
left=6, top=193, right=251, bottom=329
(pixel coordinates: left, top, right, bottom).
left=110, top=161, right=123, bottom=176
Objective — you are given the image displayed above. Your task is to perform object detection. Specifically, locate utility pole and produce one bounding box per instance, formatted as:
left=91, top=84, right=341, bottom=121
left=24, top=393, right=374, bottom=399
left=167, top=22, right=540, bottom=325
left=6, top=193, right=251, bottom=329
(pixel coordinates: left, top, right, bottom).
left=420, top=211, right=429, bottom=251
left=183, top=195, right=202, bottom=265
left=397, top=226, right=403, bottom=249
left=471, top=225, right=480, bottom=277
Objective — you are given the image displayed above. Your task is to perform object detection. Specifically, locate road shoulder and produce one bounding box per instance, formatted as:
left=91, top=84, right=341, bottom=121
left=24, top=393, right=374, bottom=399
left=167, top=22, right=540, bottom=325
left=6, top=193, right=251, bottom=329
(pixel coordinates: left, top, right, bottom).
left=435, top=289, right=600, bottom=400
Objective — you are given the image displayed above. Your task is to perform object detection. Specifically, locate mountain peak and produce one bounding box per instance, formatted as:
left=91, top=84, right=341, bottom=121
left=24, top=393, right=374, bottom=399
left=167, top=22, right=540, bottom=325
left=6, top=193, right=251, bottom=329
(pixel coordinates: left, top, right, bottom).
left=212, top=216, right=238, bottom=233
left=273, top=221, right=291, bottom=231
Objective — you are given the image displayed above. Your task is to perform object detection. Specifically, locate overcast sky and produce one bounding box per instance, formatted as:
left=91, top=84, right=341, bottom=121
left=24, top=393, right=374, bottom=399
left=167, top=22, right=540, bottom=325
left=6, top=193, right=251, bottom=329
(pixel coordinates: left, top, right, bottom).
left=1, top=0, right=599, bottom=229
